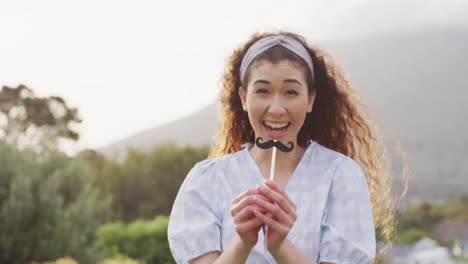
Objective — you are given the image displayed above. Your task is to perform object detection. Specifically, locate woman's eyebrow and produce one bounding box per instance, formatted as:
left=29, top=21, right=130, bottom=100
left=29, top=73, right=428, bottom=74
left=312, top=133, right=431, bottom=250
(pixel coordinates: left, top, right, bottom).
left=253, top=79, right=270, bottom=85
left=253, top=79, right=302, bottom=85
left=283, top=79, right=302, bottom=85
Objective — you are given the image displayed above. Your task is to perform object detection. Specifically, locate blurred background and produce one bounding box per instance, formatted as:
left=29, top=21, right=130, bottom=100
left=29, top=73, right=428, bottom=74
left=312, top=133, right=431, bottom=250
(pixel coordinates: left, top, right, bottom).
left=1, top=0, right=467, bottom=263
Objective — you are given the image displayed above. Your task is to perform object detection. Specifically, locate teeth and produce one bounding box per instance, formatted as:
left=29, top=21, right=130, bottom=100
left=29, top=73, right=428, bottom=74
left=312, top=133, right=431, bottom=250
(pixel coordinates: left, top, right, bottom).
left=264, top=121, right=289, bottom=129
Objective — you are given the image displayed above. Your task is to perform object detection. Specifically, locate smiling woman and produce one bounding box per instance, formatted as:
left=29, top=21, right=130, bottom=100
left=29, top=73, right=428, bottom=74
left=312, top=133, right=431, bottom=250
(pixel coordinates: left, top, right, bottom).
left=239, top=59, right=313, bottom=147
left=167, top=31, right=396, bottom=264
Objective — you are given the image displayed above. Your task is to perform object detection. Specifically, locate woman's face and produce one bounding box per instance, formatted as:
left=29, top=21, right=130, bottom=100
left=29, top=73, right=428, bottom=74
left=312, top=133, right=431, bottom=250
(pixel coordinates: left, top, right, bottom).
left=239, top=60, right=315, bottom=145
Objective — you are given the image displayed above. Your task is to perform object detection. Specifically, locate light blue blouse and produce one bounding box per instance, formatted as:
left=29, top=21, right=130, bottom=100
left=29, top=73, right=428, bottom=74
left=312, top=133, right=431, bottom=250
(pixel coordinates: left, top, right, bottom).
left=168, top=140, right=376, bottom=263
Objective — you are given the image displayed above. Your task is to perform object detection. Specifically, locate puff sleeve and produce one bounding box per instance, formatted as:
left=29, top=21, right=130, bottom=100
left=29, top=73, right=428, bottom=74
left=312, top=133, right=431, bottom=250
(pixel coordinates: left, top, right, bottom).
left=167, top=160, right=228, bottom=264
left=318, top=157, right=376, bottom=264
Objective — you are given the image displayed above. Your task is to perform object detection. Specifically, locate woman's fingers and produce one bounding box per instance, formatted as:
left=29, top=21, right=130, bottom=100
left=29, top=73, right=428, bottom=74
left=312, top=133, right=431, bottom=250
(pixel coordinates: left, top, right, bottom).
left=264, top=180, right=297, bottom=211
left=235, top=214, right=263, bottom=233
left=257, top=184, right=297, bottom=221
left=233, top=203, right=267, bottom=223
left=254, top=209, right=291, bottom=236
left=231, top=189, right=259, bottom=216
left=231, top=190, right=273, bottom=217
left=232, top=188, right=259, bottom=204
left=230, top=184, right=296, bottom=227
left=230, top=187, right=281, bottom=247
left=251, top=196, right=293, bottom=227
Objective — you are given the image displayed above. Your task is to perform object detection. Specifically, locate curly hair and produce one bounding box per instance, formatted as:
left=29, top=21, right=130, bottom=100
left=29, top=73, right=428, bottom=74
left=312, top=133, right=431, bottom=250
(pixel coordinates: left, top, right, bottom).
left=209, top=31, right=401, bottom=261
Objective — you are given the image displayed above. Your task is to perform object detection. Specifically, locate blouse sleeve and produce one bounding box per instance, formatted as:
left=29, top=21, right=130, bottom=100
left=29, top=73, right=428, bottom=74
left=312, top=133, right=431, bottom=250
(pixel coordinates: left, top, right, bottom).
left=318, top=157, right=376, bottom=264
left=167, top=160, right=227, bottom=264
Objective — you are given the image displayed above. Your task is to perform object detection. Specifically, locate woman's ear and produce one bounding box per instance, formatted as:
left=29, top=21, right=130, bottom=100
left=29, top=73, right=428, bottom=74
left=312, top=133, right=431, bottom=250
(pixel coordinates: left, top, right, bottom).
left=307, top=90, right=315, bottom=113
left=238, top=87, right=247, bottom=111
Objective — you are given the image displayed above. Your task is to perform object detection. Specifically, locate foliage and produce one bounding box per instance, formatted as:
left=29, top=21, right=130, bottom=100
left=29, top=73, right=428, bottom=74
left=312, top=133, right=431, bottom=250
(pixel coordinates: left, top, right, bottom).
left=396, top=195, right=468, bottom=247
left=95, top=215, right=173, bottom=264
left=0, top=84, right=207, bottom=263
left=80, top=143, right=209, bottom=222
left=0, top=84, right=81, bottom=152
left=0, top=140, right=113, bottom=264
left=397, top=196, right=468, bottom=233
left=0, top=139, right=207, bottom=263
left=397, top=201, right=444, bottom=232
left=397, top=228, right=433, bottom=244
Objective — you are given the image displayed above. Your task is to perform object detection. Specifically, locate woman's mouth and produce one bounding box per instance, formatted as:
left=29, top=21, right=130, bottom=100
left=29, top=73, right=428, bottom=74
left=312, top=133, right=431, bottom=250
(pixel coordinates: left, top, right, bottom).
left=262, top=121, right=291, bottom=139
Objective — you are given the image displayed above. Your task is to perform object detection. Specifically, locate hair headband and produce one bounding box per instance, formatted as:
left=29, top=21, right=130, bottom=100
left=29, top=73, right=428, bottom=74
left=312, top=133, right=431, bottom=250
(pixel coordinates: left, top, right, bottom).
left=239, top=35, right=315, bottom=84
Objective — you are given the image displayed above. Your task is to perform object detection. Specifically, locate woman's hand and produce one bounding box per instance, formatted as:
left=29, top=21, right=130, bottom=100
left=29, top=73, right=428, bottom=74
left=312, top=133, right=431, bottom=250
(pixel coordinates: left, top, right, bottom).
left=252, top=180, right=297, bottom=254
left=230, top=188, right=272, bottom=248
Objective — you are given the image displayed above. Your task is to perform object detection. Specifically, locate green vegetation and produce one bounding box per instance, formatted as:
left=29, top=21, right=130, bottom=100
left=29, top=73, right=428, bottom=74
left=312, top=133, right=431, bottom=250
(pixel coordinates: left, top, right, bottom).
left=0, top=85, right=207, bottom=263
left=396, top=195, right=468, bottom=245
left=83, top=143, right=209, bottom=222
left=0, top=138, right=207, bottom=263
left=95, top=216, right=173, bottom=264
left=0, top=140, right=114, bottom=263
left=397, top=228, right=434, bottom=244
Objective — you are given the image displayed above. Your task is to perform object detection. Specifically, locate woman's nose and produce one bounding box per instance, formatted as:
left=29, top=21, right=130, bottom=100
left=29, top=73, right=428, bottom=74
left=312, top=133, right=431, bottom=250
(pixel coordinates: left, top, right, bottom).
left=267, top=96, right=286, bottom=115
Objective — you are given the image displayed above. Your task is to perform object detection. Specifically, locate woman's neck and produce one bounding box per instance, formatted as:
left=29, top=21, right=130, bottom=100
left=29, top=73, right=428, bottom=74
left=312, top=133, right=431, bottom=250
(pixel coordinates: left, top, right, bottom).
left=249, top=142, right=306, bottom=187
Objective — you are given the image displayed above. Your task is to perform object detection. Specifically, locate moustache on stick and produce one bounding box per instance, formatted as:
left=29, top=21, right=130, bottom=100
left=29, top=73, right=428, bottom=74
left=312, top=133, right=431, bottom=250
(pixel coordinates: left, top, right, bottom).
left=255, top=137, right=294, bottom=253
left=255, top=137, right=294, bottom=153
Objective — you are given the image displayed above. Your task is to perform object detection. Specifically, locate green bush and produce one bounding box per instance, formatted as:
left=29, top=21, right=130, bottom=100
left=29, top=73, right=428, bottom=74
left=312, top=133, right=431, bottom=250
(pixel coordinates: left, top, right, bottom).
left=96, top=215, right=174, bottom=264
left=397, top=228, right=433, bottom=244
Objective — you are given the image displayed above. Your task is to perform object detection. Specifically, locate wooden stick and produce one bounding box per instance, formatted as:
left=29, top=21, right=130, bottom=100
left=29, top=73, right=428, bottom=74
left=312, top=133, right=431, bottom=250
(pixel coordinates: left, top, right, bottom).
left=264, top=142, right=277, bottom=253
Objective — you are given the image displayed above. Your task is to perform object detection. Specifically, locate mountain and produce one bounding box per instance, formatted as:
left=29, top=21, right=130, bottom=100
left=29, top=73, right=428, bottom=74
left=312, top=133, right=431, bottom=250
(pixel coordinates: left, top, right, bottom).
left=98, top=28, right=468, bottom=204
left=324, top=28, right=468, bottom=204
left=98, top=103, right=219, bottom=161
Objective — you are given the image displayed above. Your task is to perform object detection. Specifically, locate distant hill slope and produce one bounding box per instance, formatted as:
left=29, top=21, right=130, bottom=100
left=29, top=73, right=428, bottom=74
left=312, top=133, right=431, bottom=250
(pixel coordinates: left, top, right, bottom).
left=324, top=28, right=468, bottom=203
left=98, top=28, right=468, bottom=204
left=98, top=103, right=219, bottom=161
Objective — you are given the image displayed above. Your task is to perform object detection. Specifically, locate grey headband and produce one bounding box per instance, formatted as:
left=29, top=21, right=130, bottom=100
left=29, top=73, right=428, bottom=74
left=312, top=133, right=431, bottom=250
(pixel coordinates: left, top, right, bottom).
left=239, top=35, right=315, bottom=83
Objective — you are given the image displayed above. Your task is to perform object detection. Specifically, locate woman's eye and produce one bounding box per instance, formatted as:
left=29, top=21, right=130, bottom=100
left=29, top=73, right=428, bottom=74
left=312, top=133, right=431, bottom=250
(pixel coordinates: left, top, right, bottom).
left=256, top=88, right=269, bottom=94
left=286, top=89, right=299, bottom=96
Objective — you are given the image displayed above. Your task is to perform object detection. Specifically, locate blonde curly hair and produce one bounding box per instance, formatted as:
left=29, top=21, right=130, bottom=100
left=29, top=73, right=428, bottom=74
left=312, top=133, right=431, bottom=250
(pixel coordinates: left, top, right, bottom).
left=209, top=31, right=401, bottom=262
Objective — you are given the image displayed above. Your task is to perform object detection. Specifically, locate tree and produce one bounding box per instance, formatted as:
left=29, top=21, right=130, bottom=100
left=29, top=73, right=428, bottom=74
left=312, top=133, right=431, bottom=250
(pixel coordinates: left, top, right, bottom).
left=0, top=84, right=81, bottom=152
left=0, top=140, right=114, bottom=264
left=81, top=143, right=209, bottom=222
left=0, top=84, right=113, bottom=263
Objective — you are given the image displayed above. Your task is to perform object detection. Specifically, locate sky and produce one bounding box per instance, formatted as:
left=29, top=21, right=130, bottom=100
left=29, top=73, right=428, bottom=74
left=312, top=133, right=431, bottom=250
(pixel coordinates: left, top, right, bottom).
left=1, top=0, right=467, bottom=153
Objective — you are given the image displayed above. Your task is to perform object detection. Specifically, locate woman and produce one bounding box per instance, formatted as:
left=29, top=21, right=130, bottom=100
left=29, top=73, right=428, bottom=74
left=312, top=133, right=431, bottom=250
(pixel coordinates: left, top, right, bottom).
left=168, top=31, right=396, bottom=263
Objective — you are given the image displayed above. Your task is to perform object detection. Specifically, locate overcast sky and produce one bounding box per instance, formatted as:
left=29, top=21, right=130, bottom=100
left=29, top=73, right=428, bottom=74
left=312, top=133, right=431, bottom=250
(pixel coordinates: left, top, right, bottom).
left=1, top=0, right=467, bottom=153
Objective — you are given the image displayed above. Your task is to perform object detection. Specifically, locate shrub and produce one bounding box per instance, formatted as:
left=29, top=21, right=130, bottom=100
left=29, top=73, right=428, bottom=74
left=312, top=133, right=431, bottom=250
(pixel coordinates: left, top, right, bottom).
left=95, top=215, right=174, bottom=264
left=397, top=228, right=433, bottom=244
